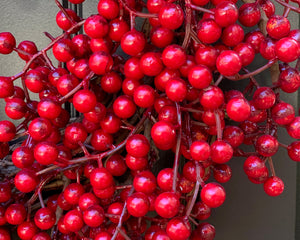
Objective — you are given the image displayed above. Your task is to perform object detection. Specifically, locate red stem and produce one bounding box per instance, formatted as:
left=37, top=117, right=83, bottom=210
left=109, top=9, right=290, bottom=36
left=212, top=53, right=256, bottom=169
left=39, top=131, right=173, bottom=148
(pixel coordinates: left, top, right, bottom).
left=190, top=3, right=215, bottom=14
left=214, top=110, right=223, bottom=140
left=172, top=103, right=182, bottom=192
left=227, top=59, right=277, bottom=81
left=274, top=0, right=300, bottom=13
left=111, top=188, right=134, bottom=240
left=185, top=162, right=202, bottom=216
left=182, top=0, right=192, bottom=49
left=268, top=157, right=276, bottom=176
left=118, top=0, right=158, bottom=18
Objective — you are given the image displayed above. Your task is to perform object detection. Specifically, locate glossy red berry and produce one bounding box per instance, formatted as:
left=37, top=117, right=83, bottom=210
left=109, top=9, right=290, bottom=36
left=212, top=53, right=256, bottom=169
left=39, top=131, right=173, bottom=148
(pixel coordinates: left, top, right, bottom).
left=188, top=65, right=212, bottom=89
left=238, top=3, right=261, bottom=27
left=34, top=141, right=58, bottom=165
left=216, top=50, right=242, bottom=76
left=113, top=95, right=136, bottom=119
left=151, top=121, right=176, bottom=150
left=121, top=30, right=146, bottom=56
left=84, top=14, right=109, bottom=39
left=133, top=85, right=156, bottom=108
left=34, top=208, right=56, bottom=230
left=105, top=154, right=127, bottom=176
left=253, top=87, right=276, bottom=109
left=275, top=37, right=300, bottom=63
left=244, top=156, right=268, bottom=178
left=90, top=167, right=114, bottom=189
left=134, top=169, right=155, bottom=190
left=199, top=86, right=224, bottom=110
left=263, top=176, right=284, bottom=196
left=200, top=182, right=226, bottom=208
left=271, top=102, right=295, bottom=125
left=0, top=32, right=16, bottom=54
left=126, top=192, right=150, bottom=217
left=126, top=134, right=150, bottom=158
left=226, top=98, right=251, bottom=122
left=14, top=169, right=38, bottom=193
left=52, top=39, right=75, bottom=62
left=83, top=205, right=105, bottom=227
left=266, top=15, right=290, bottom=39
left=0, top=120, right=15, bottom=142
left=17, top=221, right=38, bottom=240
left=5, top=204, right=26, bottom=225
left=255, top=134, right=279, bottom=157
left=89, top=51, right=113, bottom=75
left=98, top=0, right=119, bottom=20
left=190, top=140, right=211, bottom=162
left=166, top=218, right=191, bottom=240
left=140, top=52, right=164, bottom=76
left=215, top=1, right=238, bottom=27
left=64, top=210, right=84, bottom=232
left=288, top=141, right=300, bottom=162
left=155, top=192, right=180, bottom=218
left=159, top=4, right=184, bottom=30
left=165, top=78, right=187, bottom=102
left=65, top=122, right=88, bottom=144
left=191, top=223, right=216, bottom=240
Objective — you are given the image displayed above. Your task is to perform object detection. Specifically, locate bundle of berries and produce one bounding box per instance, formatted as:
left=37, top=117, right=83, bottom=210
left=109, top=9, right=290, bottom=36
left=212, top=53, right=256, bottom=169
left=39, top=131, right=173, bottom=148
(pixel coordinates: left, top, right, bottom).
left=0, top=0, right=299, bottom=239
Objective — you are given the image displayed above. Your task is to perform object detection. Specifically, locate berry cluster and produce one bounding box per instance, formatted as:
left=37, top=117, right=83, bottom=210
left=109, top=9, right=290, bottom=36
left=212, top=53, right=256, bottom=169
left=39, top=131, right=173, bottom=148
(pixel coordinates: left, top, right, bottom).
left=0, top=0, right=299, bottom=239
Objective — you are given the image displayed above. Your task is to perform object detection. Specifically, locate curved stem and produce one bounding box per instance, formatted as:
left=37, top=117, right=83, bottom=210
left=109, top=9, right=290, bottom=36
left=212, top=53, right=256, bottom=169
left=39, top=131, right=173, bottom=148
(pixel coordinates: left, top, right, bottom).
left=214, top=75, right=224, bottom=86
left=267, top=157, right=276, bottom=176
left=182, top=0, right=192, bottom=49
left=172, top=103, right=182, bottom=192
left=227, top=59, right=277, bottom=81
left=190, top=3, right=215, bottom=14
left=214, top=110, right=223, bottom=140
left=185, top=162, right=205, bottom=217
left=118, top=0, right=158, bottom=18
left=274, top=0, right=300, bottom=13
left=111, top=188, right=134, bottom=240
left=59, top=72, right=94, bottom=103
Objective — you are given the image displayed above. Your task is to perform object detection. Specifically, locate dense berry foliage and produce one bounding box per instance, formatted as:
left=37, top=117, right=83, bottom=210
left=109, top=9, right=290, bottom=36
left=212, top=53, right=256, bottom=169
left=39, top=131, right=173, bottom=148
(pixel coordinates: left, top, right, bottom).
left=0, top=0, right=299, bottom=239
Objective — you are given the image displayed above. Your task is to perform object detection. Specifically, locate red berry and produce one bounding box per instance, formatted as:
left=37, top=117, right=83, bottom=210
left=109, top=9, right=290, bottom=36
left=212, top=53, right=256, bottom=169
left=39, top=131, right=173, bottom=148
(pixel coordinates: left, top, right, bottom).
left=126, top=192, right=150, bottom=217
left=263, top=176, right=284, bottom=196
left=200, top=182, right=226, bottom=208
left=151, top=121, right=176, bottom=150
left=34, top=208, right=56, bottom=230
left=155, top=192, right=180, bottom=218
left=159, top=4, right=184, bottom=30
left=121, top=30, right=146, bottom=56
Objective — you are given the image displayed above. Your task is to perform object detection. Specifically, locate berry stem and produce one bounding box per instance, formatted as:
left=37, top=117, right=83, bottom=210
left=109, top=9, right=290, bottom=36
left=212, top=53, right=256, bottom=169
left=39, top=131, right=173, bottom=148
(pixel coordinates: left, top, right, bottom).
left=189, top=3, right=215, bottom=14
left=267, top=157, right=276, bottom=176
left=214, top=75, right=224, bottom=86
left=182, top=0, right=192, bottom=49
left=172, top=103, right=182, bottom=192
left=54, top=0, right=78, bottom=25
left=180, top=107, right=203, bottom=114
left=227, top=59, right=277, bottom=80
left=38, top=191, right=45, bottom=208
left=111, top=187, right=134, bottom=240
left=278, top=142, right=288, bottom=149
left=43, top=32, right=55, bottom=41
left=188, top=216, right=199, bottom=226
left=214, top=110, right=223, bottom=140
left=59, top=72, right=94, bottom=103
left=274, top=0, right=300, bottom=14
left=41, top=50, right=56, bottom=70
left=78, top=141, right=90, bottom=156
left=115, top=185, right=133, bottom=190
left=118, top=0, right=158, bottom=18
left=118, top=228, right=131, bottom=240
left=185, top=162, right=202, bottom=216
